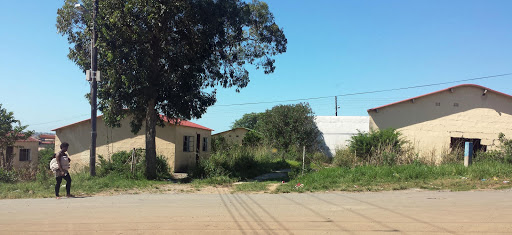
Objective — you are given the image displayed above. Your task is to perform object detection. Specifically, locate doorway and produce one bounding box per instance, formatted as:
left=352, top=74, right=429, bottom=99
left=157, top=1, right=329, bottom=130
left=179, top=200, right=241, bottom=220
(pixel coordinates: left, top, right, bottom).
left=196, top=134, right=201, bottom=165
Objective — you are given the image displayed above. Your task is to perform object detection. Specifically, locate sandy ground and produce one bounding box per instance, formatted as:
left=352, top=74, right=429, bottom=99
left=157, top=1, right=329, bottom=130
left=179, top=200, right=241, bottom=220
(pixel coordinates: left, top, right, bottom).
left=1, top=189, right=512, bottom=234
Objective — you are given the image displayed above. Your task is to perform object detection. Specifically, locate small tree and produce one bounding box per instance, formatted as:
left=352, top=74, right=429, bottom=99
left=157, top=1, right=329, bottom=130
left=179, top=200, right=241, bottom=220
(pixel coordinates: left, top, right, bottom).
left=256, top=103, right=320, bottom=151
left=0, top=104, right=34, bottom=169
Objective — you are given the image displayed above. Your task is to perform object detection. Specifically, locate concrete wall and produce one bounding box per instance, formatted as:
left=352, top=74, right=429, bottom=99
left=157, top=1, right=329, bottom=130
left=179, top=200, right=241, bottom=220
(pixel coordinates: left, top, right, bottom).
left=368, top=85, right=512, bottom=159
left=315, top=116, right=370, bottom=156
left=213, top=128, right=250, bottom=145
left=55, top=117, right=211, bottom=173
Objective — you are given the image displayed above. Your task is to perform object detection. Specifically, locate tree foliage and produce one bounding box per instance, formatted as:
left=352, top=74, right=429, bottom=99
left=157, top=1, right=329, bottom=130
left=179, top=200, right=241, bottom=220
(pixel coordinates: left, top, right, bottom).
left=231, top=112, right=263, bottom=129
left=57, top=0, right=287, bottom=179
left=0, top=104, right=34, bottom=169
left=256, top=103, right=320, bottom=151
left=242, top=130, right=263, bottom=147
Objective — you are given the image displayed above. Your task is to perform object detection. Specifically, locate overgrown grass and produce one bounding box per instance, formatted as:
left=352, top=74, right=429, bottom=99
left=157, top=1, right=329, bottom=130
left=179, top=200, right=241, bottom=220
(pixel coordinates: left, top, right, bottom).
left=191, top=145, right=290, bottom=181
left=276, top=160, right=512, bottom=193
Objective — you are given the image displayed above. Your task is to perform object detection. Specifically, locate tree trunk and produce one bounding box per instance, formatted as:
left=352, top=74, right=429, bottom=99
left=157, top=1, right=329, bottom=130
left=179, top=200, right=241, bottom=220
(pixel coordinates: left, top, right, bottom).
left=145, top=99, right=157, bottom=179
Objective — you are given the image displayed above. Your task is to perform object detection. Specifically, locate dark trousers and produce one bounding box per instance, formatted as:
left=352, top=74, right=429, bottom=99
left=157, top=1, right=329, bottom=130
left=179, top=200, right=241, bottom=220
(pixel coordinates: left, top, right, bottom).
left=55, top=173, right=71, bottom=197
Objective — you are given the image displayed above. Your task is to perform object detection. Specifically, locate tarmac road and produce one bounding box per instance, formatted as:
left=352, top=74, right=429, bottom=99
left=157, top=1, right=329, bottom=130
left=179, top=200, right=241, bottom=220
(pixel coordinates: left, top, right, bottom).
left=1, top=189, right=512, bottom=234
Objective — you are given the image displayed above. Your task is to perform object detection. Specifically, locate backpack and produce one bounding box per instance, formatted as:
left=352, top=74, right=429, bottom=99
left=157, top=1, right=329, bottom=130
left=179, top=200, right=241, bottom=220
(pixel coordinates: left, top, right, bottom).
left=48, top=154, right=56, bottom=170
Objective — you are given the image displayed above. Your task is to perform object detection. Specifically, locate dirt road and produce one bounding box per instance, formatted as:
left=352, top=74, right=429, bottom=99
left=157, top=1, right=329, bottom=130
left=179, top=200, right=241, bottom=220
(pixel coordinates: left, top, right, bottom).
left=1, top=189, right=511, bottom=234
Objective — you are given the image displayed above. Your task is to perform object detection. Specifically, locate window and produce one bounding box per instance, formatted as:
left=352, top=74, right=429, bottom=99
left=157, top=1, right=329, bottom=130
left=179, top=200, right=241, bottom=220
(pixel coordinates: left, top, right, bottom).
left=450, top=137, right=487, bottom=153
left=202, top=137, right=208, bottom=152
left=435, top=102, right=441, bottom=106
left=453, top=103, right=459, bottom=107
left=183, top=136, right=194, bottom=152
left=19, top=149, right=31, bottom=161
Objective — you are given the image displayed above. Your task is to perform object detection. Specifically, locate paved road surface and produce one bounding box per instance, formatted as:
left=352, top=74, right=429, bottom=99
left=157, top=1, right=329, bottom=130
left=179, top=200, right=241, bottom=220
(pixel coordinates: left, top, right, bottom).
left=1, top=189, right=512, bottom=234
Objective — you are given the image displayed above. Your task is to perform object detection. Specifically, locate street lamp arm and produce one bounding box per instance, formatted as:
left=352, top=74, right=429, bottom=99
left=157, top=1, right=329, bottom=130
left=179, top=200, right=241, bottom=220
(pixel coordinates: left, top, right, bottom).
left=74, top=3, right=89, bottom=13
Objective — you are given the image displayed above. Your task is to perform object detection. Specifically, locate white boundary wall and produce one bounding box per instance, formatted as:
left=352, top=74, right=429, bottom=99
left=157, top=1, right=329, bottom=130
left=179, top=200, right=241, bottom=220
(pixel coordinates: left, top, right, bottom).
left=315, top=116, right=369, bottom=156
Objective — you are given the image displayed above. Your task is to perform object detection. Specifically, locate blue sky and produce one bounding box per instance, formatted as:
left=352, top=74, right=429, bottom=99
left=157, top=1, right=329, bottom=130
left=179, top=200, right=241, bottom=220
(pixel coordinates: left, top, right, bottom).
left=1, top=0, right=511, bottom=134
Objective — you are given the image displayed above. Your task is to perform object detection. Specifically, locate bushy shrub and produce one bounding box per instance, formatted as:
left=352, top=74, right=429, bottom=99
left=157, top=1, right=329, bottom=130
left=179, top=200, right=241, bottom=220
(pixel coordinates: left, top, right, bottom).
left=333, top=148, right=357, bottom=167
left=286, top=160, right=303, bottom=179
left=281, top=146, right=304, bottom=162
left=349, top=128, right=404, bottom=163
left=35, top=147, right=55, bottom=182
left=242, top=130, right=263, bottom=147
left=475, top=150, right=502, bottom=162
left=308, top=152, right=330, bottom=169
left=473, top=133, right=512, bottom=164
left=0, top=168, right=18, bottom=183
left=499, top=133, right=512, bottom=163
left=440, top=148, right=464, bottom=164
left=99, top=151, right=139, bottom=178
left=381, top=151, right=397, bottom=166
left=155, top=155, right=172, bottom=179
left=98, top=149, right=171, bottom=179
left=192, top=146, right=288, bottom=180
left=211, top=135, right=229, bottom=153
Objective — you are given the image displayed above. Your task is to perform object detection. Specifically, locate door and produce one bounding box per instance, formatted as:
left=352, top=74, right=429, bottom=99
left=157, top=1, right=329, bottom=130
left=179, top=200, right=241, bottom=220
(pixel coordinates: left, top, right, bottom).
left=196, top=134, right=201, bottom=165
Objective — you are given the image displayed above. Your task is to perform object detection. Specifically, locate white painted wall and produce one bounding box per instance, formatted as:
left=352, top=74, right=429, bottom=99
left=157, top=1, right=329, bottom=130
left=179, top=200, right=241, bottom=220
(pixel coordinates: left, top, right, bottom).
left=315, top=116, right=369, bottom=156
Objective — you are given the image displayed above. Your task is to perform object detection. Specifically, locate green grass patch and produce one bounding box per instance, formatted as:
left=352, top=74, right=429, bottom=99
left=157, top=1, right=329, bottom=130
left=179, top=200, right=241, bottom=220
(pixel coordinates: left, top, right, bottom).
left=276, top=160, right=512, bottom=193
left=233, top=181, right=278, bottom=192
left=0, top=171, right=168, bottom=199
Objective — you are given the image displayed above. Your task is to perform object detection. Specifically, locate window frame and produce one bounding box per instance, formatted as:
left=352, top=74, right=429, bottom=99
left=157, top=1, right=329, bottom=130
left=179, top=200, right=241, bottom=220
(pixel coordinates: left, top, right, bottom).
left=183, top=136, right=195, bottom=152
left=19, top=149, right=31, bottom=161
left=202, top=137, right=208, bottom=152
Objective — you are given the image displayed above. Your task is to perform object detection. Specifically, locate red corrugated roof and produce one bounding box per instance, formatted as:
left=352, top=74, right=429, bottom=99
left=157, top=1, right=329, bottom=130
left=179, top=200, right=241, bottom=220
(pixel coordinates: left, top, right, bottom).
left=367, top=84, right=512, bottom=112
left=39, top=134, right=55, bottom=139
left=159, top=115, right=214, bottom=131
left=52, top=114, right=213, bottom=131
left=17, top=137, right=39, bottom=142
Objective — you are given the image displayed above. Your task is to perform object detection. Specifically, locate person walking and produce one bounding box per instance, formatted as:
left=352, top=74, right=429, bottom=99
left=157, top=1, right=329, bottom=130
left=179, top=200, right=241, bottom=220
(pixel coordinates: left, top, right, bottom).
left=50, top=142, right=74, bottom=199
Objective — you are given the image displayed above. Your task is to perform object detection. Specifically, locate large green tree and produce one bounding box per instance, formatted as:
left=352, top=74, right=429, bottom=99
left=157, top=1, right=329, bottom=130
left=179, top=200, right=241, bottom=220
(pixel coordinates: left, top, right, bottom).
left=231, top=112, right=263, bottom=130
left=256, top=103, right=320, bottom=151
left=0, top=104, right=33, bottom=169
left=57, top=0, right=286, bottom=178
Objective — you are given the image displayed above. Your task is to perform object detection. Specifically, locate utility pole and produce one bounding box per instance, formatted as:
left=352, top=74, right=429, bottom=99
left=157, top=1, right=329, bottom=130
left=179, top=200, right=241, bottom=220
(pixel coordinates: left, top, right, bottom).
left=335, top=96, right=337, bottom=116
left=75, top=1, right=99, bottom=176
left=90, top=0, right=98, bottom=176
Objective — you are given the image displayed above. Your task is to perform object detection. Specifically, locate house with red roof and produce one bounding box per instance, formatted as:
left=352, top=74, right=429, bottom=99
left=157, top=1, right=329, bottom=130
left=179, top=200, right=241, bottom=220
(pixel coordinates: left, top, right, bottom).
left=367, top=84, right=512, bottom=161
left=52, top=115, right=213, bottom=173
left=1, top=137, right=39, bottom=170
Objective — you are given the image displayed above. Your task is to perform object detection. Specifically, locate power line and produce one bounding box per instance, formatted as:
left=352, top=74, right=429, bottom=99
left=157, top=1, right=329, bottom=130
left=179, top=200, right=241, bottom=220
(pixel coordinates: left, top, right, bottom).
left=26, top=73, right=511, bottom=128
left=28, top=114, right=90, bottom=126
left=214, top=73, right=511, bottom=107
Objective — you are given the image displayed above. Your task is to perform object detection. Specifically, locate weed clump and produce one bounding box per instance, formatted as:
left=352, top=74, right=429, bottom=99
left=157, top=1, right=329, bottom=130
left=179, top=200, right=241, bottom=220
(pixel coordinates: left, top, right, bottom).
left=192, top=146, right=289, bottom=181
